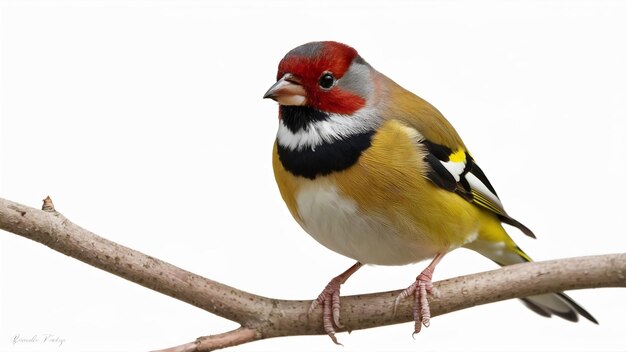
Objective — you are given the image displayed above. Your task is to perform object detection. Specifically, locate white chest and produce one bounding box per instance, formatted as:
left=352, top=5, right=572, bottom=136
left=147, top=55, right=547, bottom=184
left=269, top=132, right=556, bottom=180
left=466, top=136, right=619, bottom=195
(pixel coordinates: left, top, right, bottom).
left=295, top=183, right=439, bottom=265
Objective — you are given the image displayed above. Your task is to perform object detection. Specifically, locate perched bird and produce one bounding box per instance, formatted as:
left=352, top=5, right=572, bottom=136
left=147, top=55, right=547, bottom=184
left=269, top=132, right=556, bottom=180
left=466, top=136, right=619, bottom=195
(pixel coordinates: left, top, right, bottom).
left=264, top=41, right=596, bottom=343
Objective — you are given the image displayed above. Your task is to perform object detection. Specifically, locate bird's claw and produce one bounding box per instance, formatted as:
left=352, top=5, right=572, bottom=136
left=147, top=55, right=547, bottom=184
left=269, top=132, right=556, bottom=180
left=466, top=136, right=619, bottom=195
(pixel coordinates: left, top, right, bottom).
left=309, top=276, right=344, bottom=344
left=395, top=271, right=435, bottom=335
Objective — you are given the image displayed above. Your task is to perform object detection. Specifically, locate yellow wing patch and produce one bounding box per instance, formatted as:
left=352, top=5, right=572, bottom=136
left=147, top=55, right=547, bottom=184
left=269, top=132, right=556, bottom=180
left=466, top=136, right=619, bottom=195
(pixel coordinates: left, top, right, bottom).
left=448, top=149, right=466, bottom=163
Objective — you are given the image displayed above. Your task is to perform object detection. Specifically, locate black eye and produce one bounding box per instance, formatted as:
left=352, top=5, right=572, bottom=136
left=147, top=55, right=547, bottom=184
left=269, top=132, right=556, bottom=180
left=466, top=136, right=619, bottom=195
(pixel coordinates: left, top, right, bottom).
left=318, top=72, right=336, bottom=89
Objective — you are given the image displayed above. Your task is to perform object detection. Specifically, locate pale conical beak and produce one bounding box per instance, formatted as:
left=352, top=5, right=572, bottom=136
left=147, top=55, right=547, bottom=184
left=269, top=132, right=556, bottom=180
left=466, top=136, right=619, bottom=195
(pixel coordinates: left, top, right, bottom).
left=263, top=73, right=307, bottom=106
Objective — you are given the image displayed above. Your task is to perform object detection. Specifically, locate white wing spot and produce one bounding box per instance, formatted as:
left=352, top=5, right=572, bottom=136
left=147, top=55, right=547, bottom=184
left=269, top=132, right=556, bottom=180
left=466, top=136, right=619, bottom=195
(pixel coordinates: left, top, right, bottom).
left=441, top=160, right=466, bottom=182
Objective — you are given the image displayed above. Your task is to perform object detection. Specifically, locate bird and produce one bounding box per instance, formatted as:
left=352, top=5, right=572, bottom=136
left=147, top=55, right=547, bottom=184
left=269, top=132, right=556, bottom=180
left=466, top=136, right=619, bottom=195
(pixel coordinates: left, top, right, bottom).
left=263, top=41, right=596, bottom=344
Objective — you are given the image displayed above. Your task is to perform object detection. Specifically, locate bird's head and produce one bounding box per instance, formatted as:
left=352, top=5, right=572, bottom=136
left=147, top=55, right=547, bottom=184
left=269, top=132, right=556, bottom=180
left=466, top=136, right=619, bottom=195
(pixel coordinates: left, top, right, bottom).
left=263, top=41, right=375, bottom=115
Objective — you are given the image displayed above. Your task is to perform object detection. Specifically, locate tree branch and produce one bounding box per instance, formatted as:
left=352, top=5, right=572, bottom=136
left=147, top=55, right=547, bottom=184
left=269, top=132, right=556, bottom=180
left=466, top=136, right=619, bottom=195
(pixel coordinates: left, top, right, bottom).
left=1, top=196, right=625, bottom=351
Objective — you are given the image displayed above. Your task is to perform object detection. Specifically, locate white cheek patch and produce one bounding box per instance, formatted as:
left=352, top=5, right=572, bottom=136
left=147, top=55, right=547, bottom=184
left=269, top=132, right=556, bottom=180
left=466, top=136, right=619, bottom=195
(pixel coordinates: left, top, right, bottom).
left=277, top=120, right=323, bottom=151
left=276, top=106, right=381, bottom=151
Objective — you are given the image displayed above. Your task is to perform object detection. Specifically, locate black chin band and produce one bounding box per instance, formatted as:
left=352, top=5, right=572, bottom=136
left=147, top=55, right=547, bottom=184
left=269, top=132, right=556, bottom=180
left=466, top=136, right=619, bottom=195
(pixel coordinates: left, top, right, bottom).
left=279, top=106, right=329, bottom=133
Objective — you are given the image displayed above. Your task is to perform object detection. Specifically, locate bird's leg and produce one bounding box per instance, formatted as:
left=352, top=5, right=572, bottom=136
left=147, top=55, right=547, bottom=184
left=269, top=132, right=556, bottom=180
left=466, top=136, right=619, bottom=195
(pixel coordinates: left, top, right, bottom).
left=395, top=253, right=445, bottom=335
left=309, top=261, right=363, bottom=345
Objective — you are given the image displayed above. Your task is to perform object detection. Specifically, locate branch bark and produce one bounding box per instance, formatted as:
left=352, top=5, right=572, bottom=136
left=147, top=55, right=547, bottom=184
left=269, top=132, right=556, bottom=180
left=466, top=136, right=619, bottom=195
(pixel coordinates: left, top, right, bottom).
left=1, top=196, right=625, bottom=352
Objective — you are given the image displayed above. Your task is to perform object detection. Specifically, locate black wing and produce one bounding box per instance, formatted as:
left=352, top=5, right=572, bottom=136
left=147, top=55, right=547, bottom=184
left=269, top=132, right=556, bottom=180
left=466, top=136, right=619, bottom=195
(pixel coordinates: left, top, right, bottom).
left=421, top=140, right=535, bottom=239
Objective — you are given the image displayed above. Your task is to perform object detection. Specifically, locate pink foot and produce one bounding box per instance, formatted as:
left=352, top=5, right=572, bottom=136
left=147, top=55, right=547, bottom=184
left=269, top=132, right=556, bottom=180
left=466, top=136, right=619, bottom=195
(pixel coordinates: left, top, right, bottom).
left=309, top=276, right=343, bottom=345
left=395, top=269, right=435, bottom=334
left=394, top=253, right=444, bottom=335
left=309, top=262, right=362, bottom=345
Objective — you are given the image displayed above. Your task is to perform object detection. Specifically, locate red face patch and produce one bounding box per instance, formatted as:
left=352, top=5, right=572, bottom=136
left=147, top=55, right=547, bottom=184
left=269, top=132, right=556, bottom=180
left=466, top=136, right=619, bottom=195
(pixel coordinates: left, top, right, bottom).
left=276, top=42, right=366, bottom=115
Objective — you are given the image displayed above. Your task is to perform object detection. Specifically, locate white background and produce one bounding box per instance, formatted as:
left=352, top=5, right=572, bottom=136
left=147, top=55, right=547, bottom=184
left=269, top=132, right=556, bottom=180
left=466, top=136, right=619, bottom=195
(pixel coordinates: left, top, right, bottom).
left=1, top=1, right=625, bottom=351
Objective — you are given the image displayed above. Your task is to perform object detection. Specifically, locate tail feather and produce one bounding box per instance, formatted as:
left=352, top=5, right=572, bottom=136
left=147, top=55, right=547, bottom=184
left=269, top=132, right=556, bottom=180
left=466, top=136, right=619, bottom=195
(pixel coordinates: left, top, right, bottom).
left=520, top=292, right=597, bottom=324
left=519, top=297, right=552, bottom=318
left=466, top=232, right=597, bottom=324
